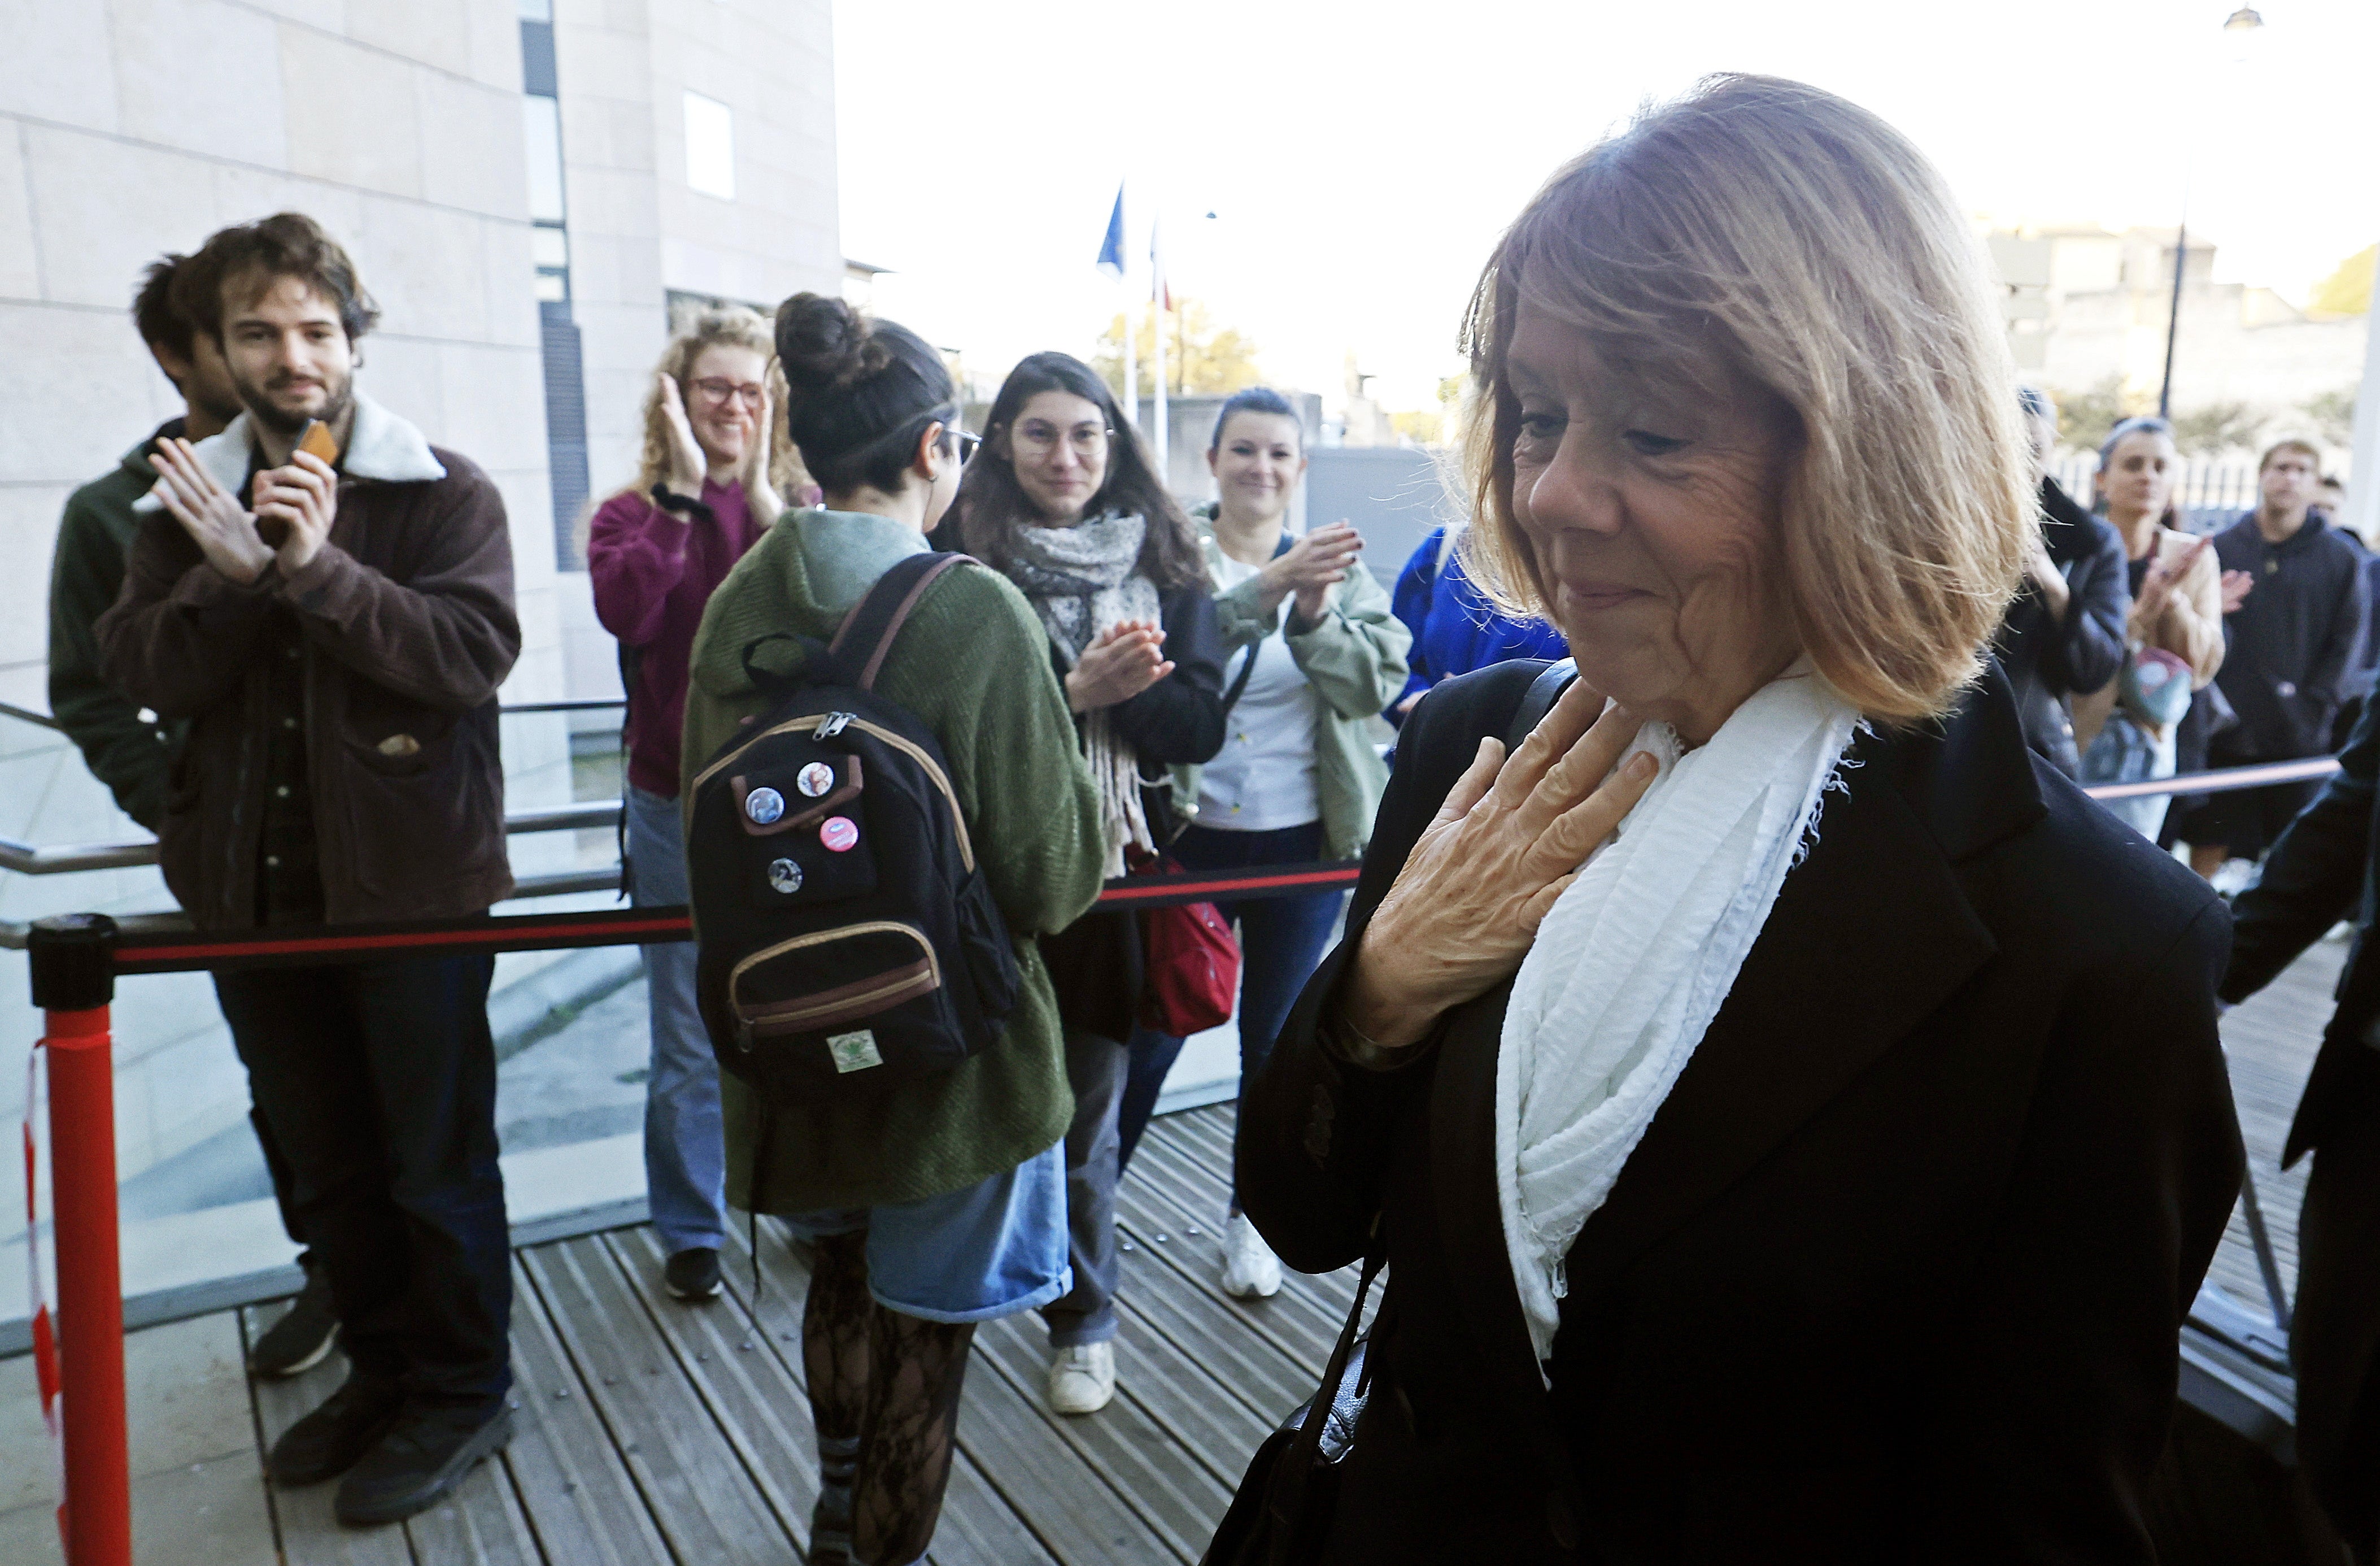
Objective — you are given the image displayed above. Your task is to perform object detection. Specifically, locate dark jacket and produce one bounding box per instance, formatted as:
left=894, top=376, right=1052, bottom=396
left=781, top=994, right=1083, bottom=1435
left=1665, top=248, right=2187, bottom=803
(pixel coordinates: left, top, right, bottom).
left=1238, top=660, right=2243, bottom=1564
left=1036, top=580, right=1227, bottom=1041
left=95, top=403, right=520, bottom=929
left=2220, top=669, right=2380, bottom=1545
left=47, top=421, right=190, bottom=829
left=1994, top=477, right=2128, bottom=776
left=2209, top=511, right=2366, bottom=762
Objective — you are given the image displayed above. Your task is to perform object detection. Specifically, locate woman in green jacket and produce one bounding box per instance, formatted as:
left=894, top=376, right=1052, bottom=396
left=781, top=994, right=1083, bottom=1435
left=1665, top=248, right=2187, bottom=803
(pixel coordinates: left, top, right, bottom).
left=682, top=295, right=1104, bottom=1566
left=1116, top=387, right=1411, bottom=1300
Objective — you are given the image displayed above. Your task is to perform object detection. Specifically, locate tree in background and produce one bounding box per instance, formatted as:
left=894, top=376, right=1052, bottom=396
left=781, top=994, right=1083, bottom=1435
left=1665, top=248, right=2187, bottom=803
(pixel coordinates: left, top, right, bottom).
left=1388, top=376, right=1470, bottom=447
left=2301, top=387, right=2359, bottom=448
left=2309, top=243, right=2376, bottom=318
left=1095, top=298, right=1262, bottom=398
left=2055, top=376, right=2148, bottom=454
left=2172, top=400, right=2264, bottom=457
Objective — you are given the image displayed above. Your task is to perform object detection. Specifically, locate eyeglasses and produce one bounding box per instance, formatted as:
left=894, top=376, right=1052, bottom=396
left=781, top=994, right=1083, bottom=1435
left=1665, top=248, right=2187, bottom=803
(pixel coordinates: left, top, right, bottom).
left=954, top=430, right=982, bottom=462
left=690, top=377, right=766, bottom=409
left=1013, top=422, right=1111, bottom=460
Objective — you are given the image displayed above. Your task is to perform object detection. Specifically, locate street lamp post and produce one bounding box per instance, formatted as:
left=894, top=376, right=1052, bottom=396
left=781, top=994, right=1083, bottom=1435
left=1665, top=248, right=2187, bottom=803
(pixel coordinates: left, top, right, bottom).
left=2161, top=6, right=2266, bottom=419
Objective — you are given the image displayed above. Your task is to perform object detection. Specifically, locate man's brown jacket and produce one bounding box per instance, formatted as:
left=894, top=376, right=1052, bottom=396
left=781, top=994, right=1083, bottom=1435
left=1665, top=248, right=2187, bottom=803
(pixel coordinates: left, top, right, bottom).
left=96, top=397, right=519, bottom=929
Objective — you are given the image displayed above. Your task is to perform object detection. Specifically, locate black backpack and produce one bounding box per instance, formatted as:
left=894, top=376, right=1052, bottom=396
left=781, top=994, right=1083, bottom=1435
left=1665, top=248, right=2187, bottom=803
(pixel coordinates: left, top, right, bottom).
left=686, top=552, right=1019, bottom=1102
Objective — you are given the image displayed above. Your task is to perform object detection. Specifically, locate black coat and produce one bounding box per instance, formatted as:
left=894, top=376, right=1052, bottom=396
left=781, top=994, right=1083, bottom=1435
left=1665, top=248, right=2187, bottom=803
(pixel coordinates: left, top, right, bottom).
left=1995, top=477, right=2129, bottom=776
left=2221, top=667, right=2380, bottom=1547
left=1238, top=660, right=2244, bottom=1564
left=2208, top=511, right=2366, bottom=763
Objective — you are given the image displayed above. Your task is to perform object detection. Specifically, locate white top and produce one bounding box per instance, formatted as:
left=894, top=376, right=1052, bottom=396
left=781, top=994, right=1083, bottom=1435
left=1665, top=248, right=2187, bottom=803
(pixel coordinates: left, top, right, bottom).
left=1197, top=550, right=1321, bottom=832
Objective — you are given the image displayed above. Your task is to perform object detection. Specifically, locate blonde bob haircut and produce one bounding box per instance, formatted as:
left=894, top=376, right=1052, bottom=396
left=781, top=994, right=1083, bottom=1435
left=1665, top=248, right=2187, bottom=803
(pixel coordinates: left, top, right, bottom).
left=1460, top=75, right=2032, bottom=724
left=620, top=306, right=808, bottom=503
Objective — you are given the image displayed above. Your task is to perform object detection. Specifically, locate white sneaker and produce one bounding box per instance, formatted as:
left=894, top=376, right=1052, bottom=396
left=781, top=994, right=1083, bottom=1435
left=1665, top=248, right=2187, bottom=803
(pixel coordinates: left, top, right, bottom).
left=1047, top=1342, right=1115, bottom=1415
left=1220, top=1213, right=1283, bottom=1299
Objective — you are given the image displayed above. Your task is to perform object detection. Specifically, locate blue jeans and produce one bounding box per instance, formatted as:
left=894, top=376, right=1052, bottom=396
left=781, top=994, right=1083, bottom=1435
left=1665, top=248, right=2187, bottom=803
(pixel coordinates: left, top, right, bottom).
left=627, top=785, right=728, bottom=1255
left=1117, top=821, right=1346, bottom=1206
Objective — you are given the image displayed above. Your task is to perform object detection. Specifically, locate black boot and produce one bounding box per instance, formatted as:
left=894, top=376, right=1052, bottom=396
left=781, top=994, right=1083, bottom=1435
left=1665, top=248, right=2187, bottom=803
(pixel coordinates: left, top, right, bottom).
left=334, top=1399, right=514, bottom=1526
left=250, top=1262, right=341, bottom=1378
left=267, top=1372, right=403, bottom=1485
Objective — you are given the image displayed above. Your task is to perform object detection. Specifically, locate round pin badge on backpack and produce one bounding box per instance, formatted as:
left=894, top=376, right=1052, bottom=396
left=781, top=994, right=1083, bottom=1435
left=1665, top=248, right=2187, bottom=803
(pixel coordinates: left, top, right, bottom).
left=797, top=762, right=835, bottom=798
left=745, top=786, right=784, bottom=825
left=820, top=816, right=859, bottom=853
left=767, top=858, right=803, bottom=894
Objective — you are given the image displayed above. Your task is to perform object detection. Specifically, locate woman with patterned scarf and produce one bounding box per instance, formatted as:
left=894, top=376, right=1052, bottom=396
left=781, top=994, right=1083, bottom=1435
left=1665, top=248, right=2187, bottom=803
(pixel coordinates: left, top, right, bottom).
left=950, top=351, right=1226, bottom=1416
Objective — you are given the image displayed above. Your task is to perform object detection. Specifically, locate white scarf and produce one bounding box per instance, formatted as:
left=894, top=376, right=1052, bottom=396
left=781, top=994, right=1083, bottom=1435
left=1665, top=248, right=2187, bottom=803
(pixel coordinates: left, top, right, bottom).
left=1007, top=514, right=1166, bottom=876
left=1497, top=665, right=1860, bottom=1361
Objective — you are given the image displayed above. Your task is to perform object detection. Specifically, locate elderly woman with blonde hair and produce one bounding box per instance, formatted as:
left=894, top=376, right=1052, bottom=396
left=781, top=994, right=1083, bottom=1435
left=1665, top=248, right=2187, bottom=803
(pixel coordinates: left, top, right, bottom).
left=1224, top=76, right=2243, bottom=1562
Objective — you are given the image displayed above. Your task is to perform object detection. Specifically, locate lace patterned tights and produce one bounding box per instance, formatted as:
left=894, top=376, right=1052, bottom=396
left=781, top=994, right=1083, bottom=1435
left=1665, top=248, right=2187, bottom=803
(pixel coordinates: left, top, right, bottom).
left=804, top=1230, right=975, bottom=1566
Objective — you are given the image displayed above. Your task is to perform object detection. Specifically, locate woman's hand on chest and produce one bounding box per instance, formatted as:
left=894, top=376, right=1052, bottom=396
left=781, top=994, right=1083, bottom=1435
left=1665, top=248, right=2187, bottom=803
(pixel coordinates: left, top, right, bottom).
left=1341, top=680, right=1655, bottom=1051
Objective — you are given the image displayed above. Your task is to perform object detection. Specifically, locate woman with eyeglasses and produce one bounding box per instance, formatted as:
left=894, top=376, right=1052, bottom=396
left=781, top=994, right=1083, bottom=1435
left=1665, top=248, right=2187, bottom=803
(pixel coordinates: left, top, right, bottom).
left=1113, top=387, right=1411, bottom=1302
left=953, top=351, right=1227, bottom=1417
left=589, top=306, right=797, bottom=1305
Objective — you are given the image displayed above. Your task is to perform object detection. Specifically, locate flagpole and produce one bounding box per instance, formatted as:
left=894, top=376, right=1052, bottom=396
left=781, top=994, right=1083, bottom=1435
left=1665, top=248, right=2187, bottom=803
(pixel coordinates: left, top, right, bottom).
left=1120, top=186, right=1137, bottom=432
left=1151, top=212, right=1169, bottom=480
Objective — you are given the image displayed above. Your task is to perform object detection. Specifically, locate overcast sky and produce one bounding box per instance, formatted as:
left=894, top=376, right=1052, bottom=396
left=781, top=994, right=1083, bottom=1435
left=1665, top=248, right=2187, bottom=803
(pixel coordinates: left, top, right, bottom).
left=831, top=0, right=2378, bottom=413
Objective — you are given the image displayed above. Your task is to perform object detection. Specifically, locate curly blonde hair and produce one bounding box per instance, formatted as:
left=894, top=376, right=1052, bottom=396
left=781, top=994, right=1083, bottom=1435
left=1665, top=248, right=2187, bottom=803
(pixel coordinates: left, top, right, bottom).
left=1460, top=75, right=2031, bottom=724
left=620, top=306, right=809, bottom=503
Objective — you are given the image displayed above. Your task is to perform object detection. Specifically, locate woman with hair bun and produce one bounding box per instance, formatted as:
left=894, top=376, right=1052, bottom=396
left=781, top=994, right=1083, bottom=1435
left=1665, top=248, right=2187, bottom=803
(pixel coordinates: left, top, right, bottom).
left=953, top=350, right=1227, bottom=1415
left=682, top=295, right=1105, bottom=1566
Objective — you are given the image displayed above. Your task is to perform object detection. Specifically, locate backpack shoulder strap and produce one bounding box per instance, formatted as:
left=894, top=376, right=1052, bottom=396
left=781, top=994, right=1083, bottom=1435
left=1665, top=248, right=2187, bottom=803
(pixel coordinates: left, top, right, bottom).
left=1505, top=658, right=1578, bottom=752
left=829, top=551, right=970, bottom=693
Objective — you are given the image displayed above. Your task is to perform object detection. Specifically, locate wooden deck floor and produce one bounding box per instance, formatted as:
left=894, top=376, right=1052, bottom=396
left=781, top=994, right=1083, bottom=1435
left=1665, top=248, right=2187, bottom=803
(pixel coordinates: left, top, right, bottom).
left=237, top=1103, right=1341, bottom=1566
left=0, top=938, right=2339, bottom=1565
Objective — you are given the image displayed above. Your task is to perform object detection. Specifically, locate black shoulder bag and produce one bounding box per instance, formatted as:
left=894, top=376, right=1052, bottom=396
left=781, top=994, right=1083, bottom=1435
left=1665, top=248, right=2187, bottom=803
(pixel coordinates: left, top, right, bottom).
left=1199, top=658, right=1579, bottom=1566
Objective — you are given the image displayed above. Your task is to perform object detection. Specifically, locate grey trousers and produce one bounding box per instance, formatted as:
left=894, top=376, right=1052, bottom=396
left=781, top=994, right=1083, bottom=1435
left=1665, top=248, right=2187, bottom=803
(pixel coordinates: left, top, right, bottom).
left=1042, top=1029, right=1125, bottom=1348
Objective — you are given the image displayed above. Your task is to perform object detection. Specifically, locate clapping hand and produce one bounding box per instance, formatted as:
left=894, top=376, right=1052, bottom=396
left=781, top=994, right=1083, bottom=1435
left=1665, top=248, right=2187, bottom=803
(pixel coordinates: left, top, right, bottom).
left=1065, top=619, right=1171, bottom=713
left=657, top=373, right=708, bottom=502
left=1340, top=680, right=1657, bottom=1051
left=148, top=438, right=273, bottom=585
left=2220, top=568, right=2255, bottom=615
left=738, top=383, right=783, bottom=521
left=251, top=450, right=338, bottom=575
left=2133, top=536, right=2210, bottom=625
left=1261, top=521, right=1365, bottom=624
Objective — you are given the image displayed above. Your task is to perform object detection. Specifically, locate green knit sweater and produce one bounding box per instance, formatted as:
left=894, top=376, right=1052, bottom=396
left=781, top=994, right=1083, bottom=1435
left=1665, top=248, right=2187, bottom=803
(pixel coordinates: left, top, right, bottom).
left=682, top=509, right=1106, bottom=1212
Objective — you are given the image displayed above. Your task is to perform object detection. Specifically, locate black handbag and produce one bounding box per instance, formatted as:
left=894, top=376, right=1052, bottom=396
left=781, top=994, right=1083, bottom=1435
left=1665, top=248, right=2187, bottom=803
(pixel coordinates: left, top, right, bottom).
left=1201, top=659, right=1588, bottom=1565
left=1198, top=1233, right=1386, bottom=1566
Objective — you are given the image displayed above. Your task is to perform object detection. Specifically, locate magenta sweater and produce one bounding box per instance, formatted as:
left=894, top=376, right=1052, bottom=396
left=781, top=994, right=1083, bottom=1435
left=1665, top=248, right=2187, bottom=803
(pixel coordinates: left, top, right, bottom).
left=588, top=479, right=767, bottom=796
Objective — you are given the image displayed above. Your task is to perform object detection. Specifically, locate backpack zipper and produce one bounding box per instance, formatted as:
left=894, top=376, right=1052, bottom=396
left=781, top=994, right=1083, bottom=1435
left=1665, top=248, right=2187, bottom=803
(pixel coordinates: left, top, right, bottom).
left=729, top=920, right=941, bottom=1039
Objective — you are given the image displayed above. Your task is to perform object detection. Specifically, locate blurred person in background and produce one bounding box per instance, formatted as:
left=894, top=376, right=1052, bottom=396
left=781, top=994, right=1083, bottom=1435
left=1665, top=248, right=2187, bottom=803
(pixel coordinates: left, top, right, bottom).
left=47, top=248, right=344, bottom=1381
left=587, top=307, right=788, bottom=1306
left=2174, top=437, right=2366, bottom=880
left=1387, top=516, right=1568, bottom=728
left=954, top=351, right=1225, bottom=1416
left=1113, top=388, right=1410, bottom=1300
left=2073, top=418, right=2223, bottom=839
left=96, top=213, right=521, bottom=1526
left=683, top=295, right=1104, bottom=1566
left=1991, top=386, right=2126, bottom=777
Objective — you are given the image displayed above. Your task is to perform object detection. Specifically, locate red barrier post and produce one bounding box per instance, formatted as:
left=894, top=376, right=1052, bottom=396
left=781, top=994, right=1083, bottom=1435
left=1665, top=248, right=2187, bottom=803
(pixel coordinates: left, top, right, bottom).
left=29, top=915, right=128, bottom=1566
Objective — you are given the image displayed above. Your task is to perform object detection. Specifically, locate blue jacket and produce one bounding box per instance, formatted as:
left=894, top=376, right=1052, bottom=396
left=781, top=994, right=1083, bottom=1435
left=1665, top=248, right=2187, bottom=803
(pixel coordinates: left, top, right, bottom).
left=1386, top=527, right=1568, bottom=725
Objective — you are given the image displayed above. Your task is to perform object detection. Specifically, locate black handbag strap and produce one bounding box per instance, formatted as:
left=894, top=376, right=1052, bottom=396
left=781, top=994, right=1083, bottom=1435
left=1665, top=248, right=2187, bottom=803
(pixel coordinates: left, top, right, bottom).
left=1264, top=1222, right=1387, bottom=1551
left=1507, top=658, right=1579, bottom=751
